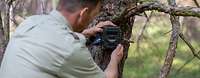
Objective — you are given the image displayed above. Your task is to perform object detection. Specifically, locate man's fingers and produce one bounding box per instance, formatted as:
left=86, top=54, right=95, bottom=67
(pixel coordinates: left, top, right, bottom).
left=105, top=21, right=116, bottom=26
left=111, top=44, right=124, bottom=63
left=114, top=44, right=122, bottom=52
left=96, top=21, right=116, bottom=28
left=82, top=21, right=116, bottom=38
left=94, top=27, right=103, bottom=32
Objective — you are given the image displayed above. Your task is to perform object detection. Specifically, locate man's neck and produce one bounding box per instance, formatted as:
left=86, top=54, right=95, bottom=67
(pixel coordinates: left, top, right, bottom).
left=59, top=10, right=77, bottom=31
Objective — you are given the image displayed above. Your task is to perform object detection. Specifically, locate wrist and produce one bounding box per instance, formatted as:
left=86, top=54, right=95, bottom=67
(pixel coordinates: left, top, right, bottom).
left=110, top=57, right=119, bottom=65
left=105, top=57, right=119, bottom=78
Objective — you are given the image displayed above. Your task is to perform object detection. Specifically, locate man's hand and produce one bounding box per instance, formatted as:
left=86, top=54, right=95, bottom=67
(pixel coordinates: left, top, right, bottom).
left=105, top=44, right=124, bottom=78
left=82, top=21, right=116, bottom=38
left=111, top=44, right=124, bottom=63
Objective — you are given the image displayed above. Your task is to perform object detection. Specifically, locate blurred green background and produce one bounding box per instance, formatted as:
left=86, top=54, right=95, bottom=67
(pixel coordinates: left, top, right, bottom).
left=123, top=12, right=200, bottom=78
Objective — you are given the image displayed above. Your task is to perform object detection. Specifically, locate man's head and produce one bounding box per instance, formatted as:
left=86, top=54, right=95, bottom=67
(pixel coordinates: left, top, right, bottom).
left=57, top=0, right=101, bottom=32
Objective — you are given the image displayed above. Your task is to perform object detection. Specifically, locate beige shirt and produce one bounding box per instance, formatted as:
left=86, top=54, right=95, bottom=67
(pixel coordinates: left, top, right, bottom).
left=0, top=10, right=105, bottom=78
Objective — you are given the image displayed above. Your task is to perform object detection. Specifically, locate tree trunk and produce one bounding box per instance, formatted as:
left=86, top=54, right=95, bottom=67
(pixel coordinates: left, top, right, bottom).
left=0, top=0, right=14, bottom=64
left=88, top=0, right=136, bottom=78
left=4, top=0, right=11, bottom=46
left=0, top=12, right=5, bottom=64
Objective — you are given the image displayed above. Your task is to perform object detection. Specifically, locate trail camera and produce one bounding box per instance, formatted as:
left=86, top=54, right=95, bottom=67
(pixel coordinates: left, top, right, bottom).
left=90, top=25, right=122, bottom=50
left=101, top=26, right=122, bottom=50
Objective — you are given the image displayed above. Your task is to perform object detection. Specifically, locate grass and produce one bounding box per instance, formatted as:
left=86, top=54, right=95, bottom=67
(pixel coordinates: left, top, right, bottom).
left=123, top=13, right=200, bottom=78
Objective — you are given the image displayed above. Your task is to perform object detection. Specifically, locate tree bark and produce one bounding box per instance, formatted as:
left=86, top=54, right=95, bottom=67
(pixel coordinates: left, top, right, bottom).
left=88, top=0, right=136, bottom=78
left=126, top=2, right=200, bottom=18
left=159, top=0, right=181, bottom=78
left=0, top=11, right=5, bottom=64
left=4, top=0, right=12, bottom=45
left=0, top=0, right=14, bottom=64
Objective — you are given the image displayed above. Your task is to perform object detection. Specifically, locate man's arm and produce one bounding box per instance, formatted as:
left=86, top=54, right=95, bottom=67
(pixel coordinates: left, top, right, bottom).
left=82, top=21, right=116, bottom=38
left=82, top=21, right=124, bottom=78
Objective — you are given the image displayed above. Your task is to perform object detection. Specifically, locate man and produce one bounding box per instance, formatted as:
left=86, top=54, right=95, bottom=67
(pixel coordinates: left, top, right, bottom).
left=0, top=0, right=124, bottom=78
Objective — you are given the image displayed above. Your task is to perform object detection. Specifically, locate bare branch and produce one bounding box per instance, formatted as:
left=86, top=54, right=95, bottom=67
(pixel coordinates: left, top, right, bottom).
left=126, top=2, right=200, bottom=18
left=159, top=0, right=180, bottom=78
left=179, top=33, right=200, bottom=59
left=175, top=56, right=195, bottom=76
left=162, top=29, right=172, bottom=36
left=175, top=51, right=200, bottom=75
left=174, top=33, right=200, bottom=76
left=193, top=0, right=200, bottom=7
left=136, top=11, right=153, bottom=51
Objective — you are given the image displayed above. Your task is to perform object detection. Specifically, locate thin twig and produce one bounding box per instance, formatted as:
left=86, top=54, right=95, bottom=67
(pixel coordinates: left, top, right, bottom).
left=174, top=50, right=200, bottom=76
left=162, top=29, right=172, bottom=36
left=175, top=57, right=195, bottom=76
left=179, top=33, right=200, bottom=59
left=173, top=33, right=200, bottom=76
left=136, top=11, right=153, bottom=51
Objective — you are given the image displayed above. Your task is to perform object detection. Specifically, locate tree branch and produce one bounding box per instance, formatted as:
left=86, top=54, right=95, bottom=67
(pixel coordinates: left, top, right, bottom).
left=175, top=56, right=195, bottom=76
left=159, top=0, right=180, bottom=78
left=193, top=0, right=200, bottom=7
left=136, top=11, right=153, bottom=51
left=126, top=2, right=200, bottom=18
left=174, top=33, right=200, bottom=75
left=175, top=50, right=200, bottom=76
left=179, top=33, right=200, bottom=59
left=173, top=33, right=200, bottom=76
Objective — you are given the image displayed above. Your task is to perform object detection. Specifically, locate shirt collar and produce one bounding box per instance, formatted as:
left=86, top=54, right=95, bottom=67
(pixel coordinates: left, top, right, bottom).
left=49, top=10, right=73, bottom=31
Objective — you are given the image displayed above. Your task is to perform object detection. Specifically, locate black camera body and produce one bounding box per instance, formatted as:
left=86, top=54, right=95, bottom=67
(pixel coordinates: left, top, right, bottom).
left=101, top=26, right=122, bottom=50
left=88, top=25, right=123, bottom=50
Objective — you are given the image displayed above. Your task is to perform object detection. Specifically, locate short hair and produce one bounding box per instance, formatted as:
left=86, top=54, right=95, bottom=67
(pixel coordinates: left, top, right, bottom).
left=57, top=0, right=100, bottom=12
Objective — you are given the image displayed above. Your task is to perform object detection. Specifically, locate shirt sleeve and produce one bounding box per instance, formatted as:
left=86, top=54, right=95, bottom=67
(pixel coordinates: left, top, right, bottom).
left=58, top=33, right=106, bottom=78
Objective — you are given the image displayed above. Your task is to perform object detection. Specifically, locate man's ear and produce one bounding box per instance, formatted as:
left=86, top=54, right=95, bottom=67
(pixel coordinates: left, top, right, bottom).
left=78, top=8, right=89, bottom=21
left=80, top=8, right=89, bottom=17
